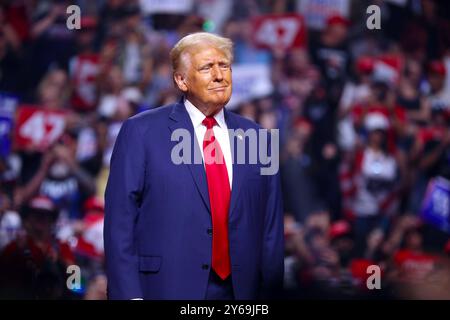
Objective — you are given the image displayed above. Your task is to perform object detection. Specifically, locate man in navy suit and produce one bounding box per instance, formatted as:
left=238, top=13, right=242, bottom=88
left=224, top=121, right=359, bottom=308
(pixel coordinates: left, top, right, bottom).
left=104, top=33, right=284, bottom=300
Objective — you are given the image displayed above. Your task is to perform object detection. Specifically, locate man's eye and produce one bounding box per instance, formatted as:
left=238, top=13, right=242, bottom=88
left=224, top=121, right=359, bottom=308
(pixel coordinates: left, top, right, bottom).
left=200, top=66, right=211, bottom=71
left=220, top=64, right=230, bottom=69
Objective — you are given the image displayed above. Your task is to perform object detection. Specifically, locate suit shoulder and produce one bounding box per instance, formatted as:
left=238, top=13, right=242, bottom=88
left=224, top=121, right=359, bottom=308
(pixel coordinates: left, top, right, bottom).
left=124, top=104, right=174, bottom=133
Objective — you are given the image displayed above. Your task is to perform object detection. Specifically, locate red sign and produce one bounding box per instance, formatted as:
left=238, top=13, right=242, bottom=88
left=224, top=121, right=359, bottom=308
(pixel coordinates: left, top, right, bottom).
left=15, top=105, right=66, bottom=151
left=252, top=14, right=307, bottom=51
left=70, top=53, right=100, bottom=111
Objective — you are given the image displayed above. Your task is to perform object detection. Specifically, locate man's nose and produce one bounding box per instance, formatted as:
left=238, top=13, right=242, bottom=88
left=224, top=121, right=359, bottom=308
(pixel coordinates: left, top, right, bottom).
left=212, top=65, right=223, bottom=81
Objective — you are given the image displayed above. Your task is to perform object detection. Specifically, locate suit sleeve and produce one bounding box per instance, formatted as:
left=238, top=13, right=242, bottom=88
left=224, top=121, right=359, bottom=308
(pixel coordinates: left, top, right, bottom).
left=104, top=120, right=146, bottom=299
left=260, top=132, right=285, bottom=299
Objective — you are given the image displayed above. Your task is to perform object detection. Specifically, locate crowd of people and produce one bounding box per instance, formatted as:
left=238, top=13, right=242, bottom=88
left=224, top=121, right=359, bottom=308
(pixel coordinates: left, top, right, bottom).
left=0, top=0, right=450, bottom=299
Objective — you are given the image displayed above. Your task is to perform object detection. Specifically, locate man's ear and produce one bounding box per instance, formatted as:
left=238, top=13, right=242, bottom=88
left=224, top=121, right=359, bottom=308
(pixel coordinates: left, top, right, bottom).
left=174, top=72, right=188, bottom=92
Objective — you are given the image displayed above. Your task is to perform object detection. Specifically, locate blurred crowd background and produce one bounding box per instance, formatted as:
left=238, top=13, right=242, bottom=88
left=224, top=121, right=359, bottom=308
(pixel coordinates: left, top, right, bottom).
left=0, top=0, right=450, bottom=299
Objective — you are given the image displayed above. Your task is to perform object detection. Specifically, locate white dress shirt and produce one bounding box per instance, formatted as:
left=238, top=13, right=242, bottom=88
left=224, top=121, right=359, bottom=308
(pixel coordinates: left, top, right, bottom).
left=184, top=99, right=233, bottom=189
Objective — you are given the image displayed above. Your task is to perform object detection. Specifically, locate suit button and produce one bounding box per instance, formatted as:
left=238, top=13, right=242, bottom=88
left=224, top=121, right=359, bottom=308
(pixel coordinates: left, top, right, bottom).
left=207, top=228, right=213, bottom=236
left=202, top=264, right=209, bottom=270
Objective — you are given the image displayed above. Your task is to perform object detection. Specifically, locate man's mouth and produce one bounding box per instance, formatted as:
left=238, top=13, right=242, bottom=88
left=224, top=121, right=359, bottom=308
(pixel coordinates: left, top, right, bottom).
left=209, top=86, right=228, bottom=91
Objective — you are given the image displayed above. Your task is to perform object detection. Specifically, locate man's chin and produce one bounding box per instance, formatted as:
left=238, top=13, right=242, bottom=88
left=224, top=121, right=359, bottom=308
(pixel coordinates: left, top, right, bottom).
left=209, top=96, right=231, bottom=107
left=217, top=99, right=231, bottom=108
left=204, top=100, right=230, bottom=115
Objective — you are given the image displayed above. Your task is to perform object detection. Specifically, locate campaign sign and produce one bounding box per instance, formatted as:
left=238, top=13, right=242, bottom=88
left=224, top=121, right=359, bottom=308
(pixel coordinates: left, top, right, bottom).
left=226, top=64, right=273, bottom=109
left=297, top=0, right=350, bottom=30
left=252, top=14, right=307, bottom=51
left=139, top=0, right=193, bottom=14
left=15, top=105, right=66, bottom=151
left=0, top=93, right=18, bottom=157
left=421, top=176, right=450, bottom=233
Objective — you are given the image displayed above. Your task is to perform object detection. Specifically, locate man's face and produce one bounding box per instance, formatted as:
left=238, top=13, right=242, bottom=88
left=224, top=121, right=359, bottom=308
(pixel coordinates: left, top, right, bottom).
left=176, top=45, right=232, bottom=115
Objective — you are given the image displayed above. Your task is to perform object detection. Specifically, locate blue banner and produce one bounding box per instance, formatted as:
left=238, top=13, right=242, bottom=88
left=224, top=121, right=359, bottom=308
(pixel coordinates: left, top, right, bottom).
left=0, top=93, right=18, bottom=157
left=421, top=176, right=450, bottom=233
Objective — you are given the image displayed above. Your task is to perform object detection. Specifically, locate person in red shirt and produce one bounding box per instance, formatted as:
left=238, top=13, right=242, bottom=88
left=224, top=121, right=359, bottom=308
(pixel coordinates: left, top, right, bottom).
left=392, top=225, right=439, bottom=283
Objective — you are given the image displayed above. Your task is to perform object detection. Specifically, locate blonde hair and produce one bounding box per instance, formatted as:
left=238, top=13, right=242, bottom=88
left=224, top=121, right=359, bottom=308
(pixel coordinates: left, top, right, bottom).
left=170, top=32, right=233, bottom=72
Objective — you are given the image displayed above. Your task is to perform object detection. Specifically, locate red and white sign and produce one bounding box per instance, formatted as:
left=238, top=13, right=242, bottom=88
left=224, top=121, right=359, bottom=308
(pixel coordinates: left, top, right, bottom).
left=252, top=14, right=307, bottom=51
left=15, top=106, right=66, bottom=150
left=76, top=213, right=104, bottom=259
left=69, top=53, right=100, bottom=111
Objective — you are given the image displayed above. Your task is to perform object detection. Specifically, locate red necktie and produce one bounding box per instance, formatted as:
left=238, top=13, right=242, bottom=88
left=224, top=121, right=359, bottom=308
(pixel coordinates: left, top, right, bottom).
left=202, top=116, right=231, bottom=280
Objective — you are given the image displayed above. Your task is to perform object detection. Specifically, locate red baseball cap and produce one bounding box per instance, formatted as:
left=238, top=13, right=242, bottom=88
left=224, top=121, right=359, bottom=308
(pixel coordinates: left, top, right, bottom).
left=356, top=56, right=374, bottom=74
left=29, top=195, right=56, bottom=212
left=327, top=14, right=351, bottom=27
left=428, top=60, right=446, bottom=76
left=24, top=195, right=58, bottom=220
left=329, top=220, right=352, bottom=239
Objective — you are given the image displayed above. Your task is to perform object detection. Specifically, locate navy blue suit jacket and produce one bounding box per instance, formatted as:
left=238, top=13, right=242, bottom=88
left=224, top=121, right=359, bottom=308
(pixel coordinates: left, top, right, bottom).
left=104, top=100, right=284, bottom=299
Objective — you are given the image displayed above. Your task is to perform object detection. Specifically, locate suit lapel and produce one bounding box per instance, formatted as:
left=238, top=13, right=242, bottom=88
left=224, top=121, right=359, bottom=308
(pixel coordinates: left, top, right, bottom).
left=224, top=109, right=245, bottom=216
left=168, top=101, right=211, bottom=212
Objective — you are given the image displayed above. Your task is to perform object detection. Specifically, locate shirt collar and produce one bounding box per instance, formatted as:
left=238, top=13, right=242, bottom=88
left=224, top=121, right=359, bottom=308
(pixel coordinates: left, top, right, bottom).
left=184, top=98, right=227, bottom=129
